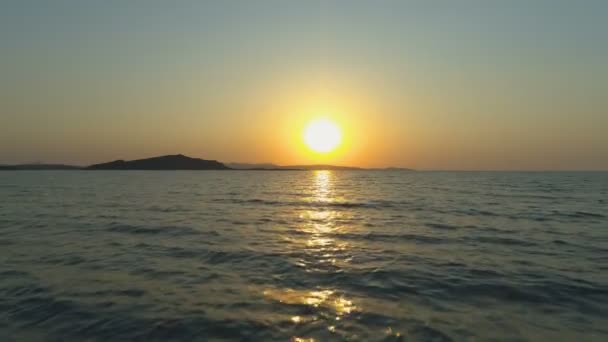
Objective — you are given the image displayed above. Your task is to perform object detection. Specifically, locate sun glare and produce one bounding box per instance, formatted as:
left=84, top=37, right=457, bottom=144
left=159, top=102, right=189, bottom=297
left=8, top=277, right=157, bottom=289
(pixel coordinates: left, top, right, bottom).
left=303, top=118, right=342, bottom=153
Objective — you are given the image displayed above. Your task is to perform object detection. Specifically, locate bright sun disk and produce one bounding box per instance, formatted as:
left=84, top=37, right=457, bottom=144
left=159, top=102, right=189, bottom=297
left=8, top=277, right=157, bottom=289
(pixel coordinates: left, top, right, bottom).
left=303, top=118, right=342, bottom=153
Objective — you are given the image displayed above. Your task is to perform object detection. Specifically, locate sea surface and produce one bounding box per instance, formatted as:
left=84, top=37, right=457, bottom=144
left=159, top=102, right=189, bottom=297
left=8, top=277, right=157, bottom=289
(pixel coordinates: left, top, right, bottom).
left=0, top=171, right=607, bottom=341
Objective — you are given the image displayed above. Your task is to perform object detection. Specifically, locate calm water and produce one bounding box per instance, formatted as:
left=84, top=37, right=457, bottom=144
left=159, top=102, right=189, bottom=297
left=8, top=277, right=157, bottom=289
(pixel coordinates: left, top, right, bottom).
left=0, top=171, right=607, bottom=341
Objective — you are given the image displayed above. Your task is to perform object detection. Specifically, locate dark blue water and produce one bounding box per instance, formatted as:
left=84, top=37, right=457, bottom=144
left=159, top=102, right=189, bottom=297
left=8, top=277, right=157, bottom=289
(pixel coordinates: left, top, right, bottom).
left=1, top=171, right=607, bottom=341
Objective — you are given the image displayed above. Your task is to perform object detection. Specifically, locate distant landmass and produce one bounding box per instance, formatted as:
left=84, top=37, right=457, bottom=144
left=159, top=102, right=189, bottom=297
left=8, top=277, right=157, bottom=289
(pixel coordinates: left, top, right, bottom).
left=0, top=164, right=82, bottom=170
left=87, top=154, right=229, bottom=170
left=228, top=163, right=412, bottom=171
left=1, top=155, right=413, bottom=171
left=286, top=164, right=363, bottom=171
left=227, top=163, right=283, bottom=170
left=229, top=163, right=369, bottom=170
left=369, top=167, right=414, bottom=171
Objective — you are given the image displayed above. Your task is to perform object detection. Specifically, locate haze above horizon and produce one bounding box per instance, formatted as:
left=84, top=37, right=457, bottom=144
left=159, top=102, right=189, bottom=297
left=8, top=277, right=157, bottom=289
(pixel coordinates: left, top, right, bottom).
left=1, top=1, right=607, bottom=170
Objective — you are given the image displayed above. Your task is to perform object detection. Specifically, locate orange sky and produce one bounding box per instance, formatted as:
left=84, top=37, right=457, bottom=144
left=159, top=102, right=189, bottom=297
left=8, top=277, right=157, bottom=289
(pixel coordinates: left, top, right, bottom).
left=1, top=2, right=607, bottom=170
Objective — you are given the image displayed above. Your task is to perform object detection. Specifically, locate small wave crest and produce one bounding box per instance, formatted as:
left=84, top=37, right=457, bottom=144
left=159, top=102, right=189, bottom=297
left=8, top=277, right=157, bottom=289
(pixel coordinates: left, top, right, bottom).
left=214, top=197, right=400, bottom=209
left=106, top=223, right=199, bottom=236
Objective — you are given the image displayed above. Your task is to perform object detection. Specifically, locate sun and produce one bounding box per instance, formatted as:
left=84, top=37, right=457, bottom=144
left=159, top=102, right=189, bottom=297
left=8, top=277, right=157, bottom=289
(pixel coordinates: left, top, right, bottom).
left=303, top=118, right=342, bottom=153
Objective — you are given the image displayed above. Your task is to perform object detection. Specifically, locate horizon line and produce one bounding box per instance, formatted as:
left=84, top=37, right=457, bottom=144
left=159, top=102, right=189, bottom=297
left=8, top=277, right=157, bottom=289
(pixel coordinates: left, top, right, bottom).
left=2, top=154, right=607, bottom=172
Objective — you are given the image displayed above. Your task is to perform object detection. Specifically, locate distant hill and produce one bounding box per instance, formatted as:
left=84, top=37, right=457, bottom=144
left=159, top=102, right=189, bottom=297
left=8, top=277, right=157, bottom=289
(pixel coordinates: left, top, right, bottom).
left=369, top=167, right=415, bottom=171
left=227, top=163, right=283, bottom=170
left=286, top=164, right=363, bottom=171
left=1, top=156, right=412, bottom=171
left=227, top=163, right=413, bottom=171
left=227, top=163, right=360, bottom=170
left=87, top=154, right=230, bottom=170
left=0, top=164, right=82, bottom=170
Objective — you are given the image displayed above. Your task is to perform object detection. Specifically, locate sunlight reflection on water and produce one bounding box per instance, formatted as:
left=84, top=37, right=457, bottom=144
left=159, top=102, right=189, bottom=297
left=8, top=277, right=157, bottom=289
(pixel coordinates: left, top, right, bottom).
left=266, top=171, right=359, bottom=341
left=262, top=289, right=357, bottom=316
left=312, top=170, right=331, bottom=201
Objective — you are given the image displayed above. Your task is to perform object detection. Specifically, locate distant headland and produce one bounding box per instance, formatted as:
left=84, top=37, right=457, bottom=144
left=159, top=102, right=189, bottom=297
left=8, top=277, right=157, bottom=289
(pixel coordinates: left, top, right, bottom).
left=0, top=164, right=81, bottom=171
left=1, top=154, right=413, bottom=171
left=87, top=154, right=229, bottom=170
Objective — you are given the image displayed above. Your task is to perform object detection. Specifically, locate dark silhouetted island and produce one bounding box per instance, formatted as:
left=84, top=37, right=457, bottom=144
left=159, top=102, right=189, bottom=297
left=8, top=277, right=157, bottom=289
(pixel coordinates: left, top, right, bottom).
left=1, top=155, right=413, bottom=171
left=87, top=154, right=230, bottom=170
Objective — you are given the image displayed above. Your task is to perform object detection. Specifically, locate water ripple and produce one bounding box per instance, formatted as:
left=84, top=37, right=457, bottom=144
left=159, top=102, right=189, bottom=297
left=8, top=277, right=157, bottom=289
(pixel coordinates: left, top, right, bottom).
left=0, top=170, right=606, bottom=340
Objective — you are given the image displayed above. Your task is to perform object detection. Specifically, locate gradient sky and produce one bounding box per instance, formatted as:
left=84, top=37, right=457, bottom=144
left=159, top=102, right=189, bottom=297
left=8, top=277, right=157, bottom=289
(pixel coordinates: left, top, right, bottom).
left=1, top=0, right=607, bottom=170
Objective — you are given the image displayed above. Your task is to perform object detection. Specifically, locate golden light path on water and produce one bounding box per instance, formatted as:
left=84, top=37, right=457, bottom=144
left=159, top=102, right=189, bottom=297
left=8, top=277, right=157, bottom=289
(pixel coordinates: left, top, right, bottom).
left=263, top=171, right=360, bottom=341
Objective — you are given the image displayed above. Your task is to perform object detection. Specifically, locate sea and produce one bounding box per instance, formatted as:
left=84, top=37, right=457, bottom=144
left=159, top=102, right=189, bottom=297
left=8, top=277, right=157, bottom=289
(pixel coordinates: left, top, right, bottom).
left=0, top=171, right=606, bottom=341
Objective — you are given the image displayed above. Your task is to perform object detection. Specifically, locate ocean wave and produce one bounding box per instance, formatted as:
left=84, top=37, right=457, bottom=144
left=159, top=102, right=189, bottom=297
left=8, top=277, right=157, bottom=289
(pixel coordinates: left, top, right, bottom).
left=336, top=232, right=446, bottom=244
left=1, top=171, right=606, bottom=340
left=2, top=284, right=272, bottom=341
left=106, top=223, right=200, bottom=236
left=425, top=222, right=458, bottom=230
left=465, top=235, right=538, bottom=247
left=213, top=198, right=400, bottom=209
left=552, top=211, right=605, bottom=219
